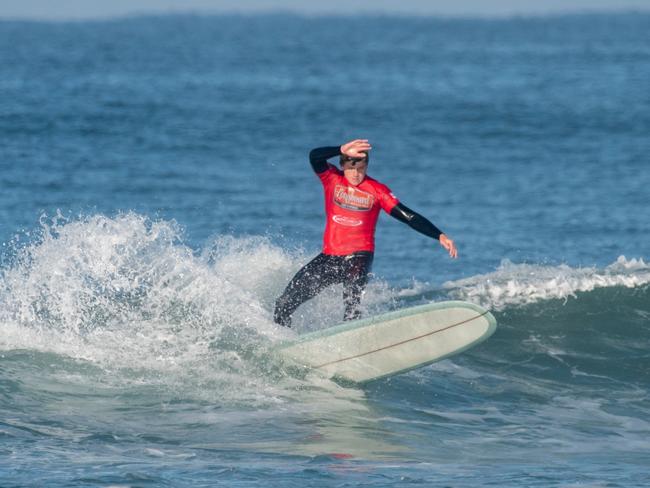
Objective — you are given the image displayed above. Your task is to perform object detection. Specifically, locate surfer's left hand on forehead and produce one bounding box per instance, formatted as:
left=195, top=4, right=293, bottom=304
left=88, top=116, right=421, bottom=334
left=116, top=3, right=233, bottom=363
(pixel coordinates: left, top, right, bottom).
left=341, top=139, right=371, bottom=158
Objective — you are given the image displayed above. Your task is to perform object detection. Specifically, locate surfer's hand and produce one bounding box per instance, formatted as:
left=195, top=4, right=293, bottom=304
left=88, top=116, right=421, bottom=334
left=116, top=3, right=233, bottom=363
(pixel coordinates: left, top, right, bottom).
left=440, top=234, right=458, bottom=259
left=341, top=139, right=371, bottom=159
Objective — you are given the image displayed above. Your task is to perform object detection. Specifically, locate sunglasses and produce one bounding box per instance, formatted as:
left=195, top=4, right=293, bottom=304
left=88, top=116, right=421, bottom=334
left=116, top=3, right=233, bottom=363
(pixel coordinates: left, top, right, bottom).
left=342, top=157, right=367, bottom=165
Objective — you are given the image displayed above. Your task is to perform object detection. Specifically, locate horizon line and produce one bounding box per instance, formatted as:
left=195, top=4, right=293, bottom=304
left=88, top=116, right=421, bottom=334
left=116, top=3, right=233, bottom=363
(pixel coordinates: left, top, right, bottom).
left=1, top=7, right=650, bottom=23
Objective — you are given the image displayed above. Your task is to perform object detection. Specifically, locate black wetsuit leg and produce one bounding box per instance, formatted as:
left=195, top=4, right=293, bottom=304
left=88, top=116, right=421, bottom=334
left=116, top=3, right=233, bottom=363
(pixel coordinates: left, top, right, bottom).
left=273, top=254, right=340, bottom=327
left=273, top=252, right=373, bottom=327
left=342, top=252, right=374, bottom=321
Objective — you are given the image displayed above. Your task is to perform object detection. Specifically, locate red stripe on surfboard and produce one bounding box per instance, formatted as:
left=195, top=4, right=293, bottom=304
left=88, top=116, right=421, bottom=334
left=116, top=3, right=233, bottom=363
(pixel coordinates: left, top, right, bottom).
left=314, top=310, right=491, bottom=370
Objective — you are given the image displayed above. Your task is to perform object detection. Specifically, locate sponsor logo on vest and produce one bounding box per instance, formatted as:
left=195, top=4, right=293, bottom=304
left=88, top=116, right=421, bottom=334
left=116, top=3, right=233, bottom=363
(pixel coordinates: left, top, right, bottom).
left=332, top=215, right=363, bottom=227
left=333, top=185, right=374, bottom=211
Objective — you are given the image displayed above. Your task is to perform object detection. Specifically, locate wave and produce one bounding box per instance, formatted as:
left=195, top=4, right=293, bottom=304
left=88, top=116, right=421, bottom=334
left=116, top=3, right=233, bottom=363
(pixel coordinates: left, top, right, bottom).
left=1, top=213, right=648, bottom=400
left=0, top=214, right=399, bottom=410
left=399, top=259, right=650, bottom=388
left=444, top=256, right=650, bottom=311
left=486, top=284, right=649, bottom=385
left=375, top=257, right=650, bottom=395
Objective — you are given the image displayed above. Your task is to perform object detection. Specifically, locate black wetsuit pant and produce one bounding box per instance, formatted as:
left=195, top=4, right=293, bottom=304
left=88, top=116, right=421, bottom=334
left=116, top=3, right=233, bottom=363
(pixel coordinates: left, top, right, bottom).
left=273, top=252, right=374, bottom=327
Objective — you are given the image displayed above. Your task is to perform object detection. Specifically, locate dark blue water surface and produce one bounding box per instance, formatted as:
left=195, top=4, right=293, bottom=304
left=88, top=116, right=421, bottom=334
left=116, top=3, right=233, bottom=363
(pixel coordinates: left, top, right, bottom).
left=1, top=13, right=649, bottom=487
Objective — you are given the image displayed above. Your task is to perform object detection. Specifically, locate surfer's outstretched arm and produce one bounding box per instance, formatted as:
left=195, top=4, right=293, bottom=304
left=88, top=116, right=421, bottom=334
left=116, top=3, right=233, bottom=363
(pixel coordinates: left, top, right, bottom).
left=390, top=203, right=458, bottom=258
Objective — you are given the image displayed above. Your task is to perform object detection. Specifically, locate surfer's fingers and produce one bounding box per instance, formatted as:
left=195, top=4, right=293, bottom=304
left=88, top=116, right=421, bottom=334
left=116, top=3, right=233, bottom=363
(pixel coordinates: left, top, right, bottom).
left=343, top=144, right=372, bottom=159
left=440, top=237, right=458, bottom=259
left=343, top=139, right=369, bottom=147
left=341, top=140, right=370, bottom=157
left=351, top=141, right=371, bottom=150
left=450, top=243, right=458, bottom=258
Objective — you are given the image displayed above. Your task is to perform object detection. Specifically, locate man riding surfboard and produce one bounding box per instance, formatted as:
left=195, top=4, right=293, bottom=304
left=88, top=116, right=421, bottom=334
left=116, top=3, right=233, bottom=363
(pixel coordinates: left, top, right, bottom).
left=274, top=139, right=457, bottom=327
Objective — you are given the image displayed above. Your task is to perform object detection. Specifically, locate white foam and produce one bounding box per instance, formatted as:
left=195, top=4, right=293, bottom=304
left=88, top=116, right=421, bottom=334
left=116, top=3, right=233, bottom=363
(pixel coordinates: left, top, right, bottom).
left=444, top=256, right=650, bottom=310
left=0, top=213, right=399, bottom=405
left=0, top=215, right=292, bottom=399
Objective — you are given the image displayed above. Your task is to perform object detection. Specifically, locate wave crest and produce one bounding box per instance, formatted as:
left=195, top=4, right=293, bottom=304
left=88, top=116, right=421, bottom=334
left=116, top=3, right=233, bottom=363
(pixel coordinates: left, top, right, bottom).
left=445, top=256, right=650, bottom=310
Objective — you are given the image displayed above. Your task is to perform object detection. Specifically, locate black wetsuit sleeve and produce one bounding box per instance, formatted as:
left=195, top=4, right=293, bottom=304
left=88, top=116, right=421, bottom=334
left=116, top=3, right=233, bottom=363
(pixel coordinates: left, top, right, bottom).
left=390, top=203, right=443, bottom=241
left=309, top=146, right=341, bottom=174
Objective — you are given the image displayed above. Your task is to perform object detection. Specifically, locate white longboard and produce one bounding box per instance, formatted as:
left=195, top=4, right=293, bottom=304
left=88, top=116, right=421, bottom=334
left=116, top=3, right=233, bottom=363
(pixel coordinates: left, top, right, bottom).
left=276, top=300, right=497, bottom=384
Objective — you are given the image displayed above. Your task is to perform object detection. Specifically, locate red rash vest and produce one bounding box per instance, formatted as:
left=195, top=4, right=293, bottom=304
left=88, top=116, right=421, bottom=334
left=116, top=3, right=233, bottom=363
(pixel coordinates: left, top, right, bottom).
left=317, top=164, right=399, bottom=255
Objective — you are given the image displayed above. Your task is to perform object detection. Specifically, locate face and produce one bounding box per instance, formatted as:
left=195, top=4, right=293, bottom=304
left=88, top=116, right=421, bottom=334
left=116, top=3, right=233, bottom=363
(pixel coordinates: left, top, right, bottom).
left=341, top=159, right=368, bottom=186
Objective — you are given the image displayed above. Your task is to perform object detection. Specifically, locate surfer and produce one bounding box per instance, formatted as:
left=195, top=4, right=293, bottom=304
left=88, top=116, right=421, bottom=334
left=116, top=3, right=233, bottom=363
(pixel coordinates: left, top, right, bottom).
left=273, top=139, right=458, bottom=327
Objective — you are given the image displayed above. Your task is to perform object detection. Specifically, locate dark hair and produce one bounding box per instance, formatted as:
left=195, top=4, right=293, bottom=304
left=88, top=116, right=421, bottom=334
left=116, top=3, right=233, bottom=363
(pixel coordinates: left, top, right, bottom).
left=340, top=151, right=369, bottom=167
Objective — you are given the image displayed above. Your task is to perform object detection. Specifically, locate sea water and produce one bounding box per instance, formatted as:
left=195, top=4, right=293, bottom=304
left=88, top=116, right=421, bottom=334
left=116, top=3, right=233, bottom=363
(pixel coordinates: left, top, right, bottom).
left=1, top=13, right=649, bottom=487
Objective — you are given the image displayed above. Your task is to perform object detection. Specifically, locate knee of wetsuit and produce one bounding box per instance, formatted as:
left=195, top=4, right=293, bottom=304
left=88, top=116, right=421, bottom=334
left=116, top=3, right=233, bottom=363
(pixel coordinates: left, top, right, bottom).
left=273, top=298, right=292, bottom=327
left=343, top=308, right=362, bottom=322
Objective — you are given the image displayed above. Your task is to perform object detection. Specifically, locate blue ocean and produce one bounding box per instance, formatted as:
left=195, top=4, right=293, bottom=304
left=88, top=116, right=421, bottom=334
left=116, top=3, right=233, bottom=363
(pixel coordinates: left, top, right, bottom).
left=1, top=12, right=649, bottom=487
